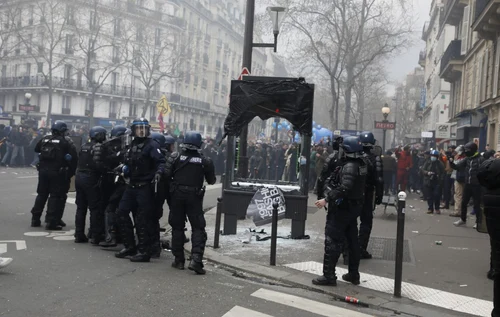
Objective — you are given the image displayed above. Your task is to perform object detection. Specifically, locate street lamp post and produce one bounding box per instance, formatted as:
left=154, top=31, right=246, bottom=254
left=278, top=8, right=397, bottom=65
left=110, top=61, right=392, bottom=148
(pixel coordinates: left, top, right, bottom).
left=381, top=104, right=390, bottom=152
left=236, top=2, right=287, bottom=178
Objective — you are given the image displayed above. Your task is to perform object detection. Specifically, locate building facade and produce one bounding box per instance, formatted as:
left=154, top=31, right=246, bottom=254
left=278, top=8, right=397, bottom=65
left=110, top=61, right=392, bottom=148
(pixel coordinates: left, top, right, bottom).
left=0, top=0, right=284, bottom=137
left=438, top=0, right=500, bottom=150
left=420, top=0, right=454, bottom=146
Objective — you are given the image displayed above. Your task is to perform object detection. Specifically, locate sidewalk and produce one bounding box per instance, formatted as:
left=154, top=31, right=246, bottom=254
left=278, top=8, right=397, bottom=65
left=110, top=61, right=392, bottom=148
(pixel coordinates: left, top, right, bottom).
left=201, top=192, right=493, bottom=317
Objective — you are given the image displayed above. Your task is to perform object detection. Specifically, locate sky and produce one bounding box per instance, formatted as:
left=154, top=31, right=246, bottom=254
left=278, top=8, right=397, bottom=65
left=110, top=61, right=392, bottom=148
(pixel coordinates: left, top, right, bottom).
left=386, top=0, right=433, bottom=95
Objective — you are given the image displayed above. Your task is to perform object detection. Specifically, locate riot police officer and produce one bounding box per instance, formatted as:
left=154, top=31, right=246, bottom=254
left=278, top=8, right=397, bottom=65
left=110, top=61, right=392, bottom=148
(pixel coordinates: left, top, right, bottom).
left=30, top=121, right=78, bottom=230
left=98, top=126, right=129, bottom=247
left=165, top=131, right=216, bottom=274
left=313, top=136, right=368, bottom=286
left=150, top=132, right=168, bottom=258
left=115, top=118, right=165, bottom=262
left=74, top=126, right=107, bottom=244
left=358, top=131, right=384, bottom=259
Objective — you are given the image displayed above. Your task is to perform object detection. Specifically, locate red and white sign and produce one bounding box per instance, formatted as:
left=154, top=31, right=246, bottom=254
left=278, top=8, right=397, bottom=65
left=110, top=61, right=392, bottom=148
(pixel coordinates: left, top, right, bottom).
left=237, top=67, right=251, bottom=80
left=374, top=121, right=396, bottom=130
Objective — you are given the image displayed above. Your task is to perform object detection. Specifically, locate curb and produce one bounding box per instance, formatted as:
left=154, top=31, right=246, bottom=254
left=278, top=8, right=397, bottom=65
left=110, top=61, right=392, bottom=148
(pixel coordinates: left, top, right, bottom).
left=200, top=247, right=473, bottom=317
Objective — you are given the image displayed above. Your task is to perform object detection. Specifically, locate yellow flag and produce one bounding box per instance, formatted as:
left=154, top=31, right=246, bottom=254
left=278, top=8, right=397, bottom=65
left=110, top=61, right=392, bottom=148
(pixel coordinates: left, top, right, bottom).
left=156, top=95, right=171, bottom=116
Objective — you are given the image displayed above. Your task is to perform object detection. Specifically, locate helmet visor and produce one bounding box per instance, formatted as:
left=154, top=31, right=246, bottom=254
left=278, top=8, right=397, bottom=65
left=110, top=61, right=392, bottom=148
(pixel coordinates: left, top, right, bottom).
left=135, top=125, right=147, bottom=138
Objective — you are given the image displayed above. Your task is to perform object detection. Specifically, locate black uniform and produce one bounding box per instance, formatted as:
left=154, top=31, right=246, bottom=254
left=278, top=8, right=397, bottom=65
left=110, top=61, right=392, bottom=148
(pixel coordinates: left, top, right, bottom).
left=316, top=151, right=340, bottom=200
left=115, top=137, right=165, bottom=262
left=98, top=137, right=127, bottom=247
left=31, top=135, right=77, bottom=229
left=317, top=155, right=368, bottom=284
left=165, top=147, right=216, bottom=271
left=74, top=140, right=104, bottom=242
left=359, top=148, right=383, bottom=256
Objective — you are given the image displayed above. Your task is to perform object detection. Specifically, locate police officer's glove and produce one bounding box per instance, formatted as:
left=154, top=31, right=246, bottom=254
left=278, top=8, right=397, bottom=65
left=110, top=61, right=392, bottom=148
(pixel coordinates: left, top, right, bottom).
left=153, top=172, right=162, bottom=183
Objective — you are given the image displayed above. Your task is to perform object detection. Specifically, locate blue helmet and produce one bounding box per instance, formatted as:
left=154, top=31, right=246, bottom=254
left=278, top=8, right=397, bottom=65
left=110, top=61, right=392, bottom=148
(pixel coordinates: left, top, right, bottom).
left=183, top=131, right=202, bottom=149
left=165, top=135, right=175, bottom=146
left=131, top=117, right=150, bottom=138
left=151, top=132, right=166, bottom=148
left=51, top=121, right=68, bottom=134
left=89, top=126, right=107, bottom=142
left=359, top=131, right=376, bottom=146
left=111, top=125, right=127, bottom=138
left=430, top=150, right=439, bottom=156
left=341, top=136, right=363, bottom=153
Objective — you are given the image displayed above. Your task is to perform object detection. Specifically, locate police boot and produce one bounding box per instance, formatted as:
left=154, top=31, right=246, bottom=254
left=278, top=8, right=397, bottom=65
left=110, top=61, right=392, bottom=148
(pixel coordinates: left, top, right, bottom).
left=59, top=220, right=66, bottom=227
left=360, top=249, right=372, bottom=259
left=342, top=273, right=360, bottom=285
left=171, top=258, right=185, bottom=270
left=188, top=254, right=205, bottom=275
left=312, top=254, right=337, bottom=286
left=150, top=242, right=162, bottom=259
left=100, top=213, right=117, bottom=247
left=130, top=224, right=150, bottom=263
left=74, top=234, right=88, bottom=243
left=45, top=223, right=63, bottom=231
left=115, top=216, right=137, bottom=259
left=31, top=213, right=42, bottom=227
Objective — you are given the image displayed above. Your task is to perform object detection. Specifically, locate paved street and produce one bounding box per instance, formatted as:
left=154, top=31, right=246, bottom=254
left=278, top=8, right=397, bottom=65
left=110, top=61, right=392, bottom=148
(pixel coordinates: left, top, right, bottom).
left=205, top=191, right=493, bottom=317
left=0, top=168, right=400, bottom=317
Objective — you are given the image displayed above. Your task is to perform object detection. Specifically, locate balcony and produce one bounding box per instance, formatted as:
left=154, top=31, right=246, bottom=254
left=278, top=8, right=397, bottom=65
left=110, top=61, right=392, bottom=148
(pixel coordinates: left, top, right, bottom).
left=439, top=40, right=464, bottom=82
left=418, top=50, right=426, bottom=67
left=124, top=1, right=185, bottom=29
left=442, top=0, right=468, bottom=26
left=472, top=0, right=500, bottom=39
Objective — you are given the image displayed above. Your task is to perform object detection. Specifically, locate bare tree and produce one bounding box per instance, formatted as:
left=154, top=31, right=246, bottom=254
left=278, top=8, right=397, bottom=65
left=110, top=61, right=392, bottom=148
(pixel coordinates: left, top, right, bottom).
left=0, top=4, right=19, bottom=66
left=16, top=0, right=72, bottom=126
left=128, top=21, right=186, bottom=118
left=279, top=0, right=413, bottom=129
left=73, top=0, right=130, bottom=126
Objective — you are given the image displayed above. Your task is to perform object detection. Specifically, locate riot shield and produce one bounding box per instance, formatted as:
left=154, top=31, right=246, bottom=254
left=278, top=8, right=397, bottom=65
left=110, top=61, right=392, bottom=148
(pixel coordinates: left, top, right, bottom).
left=68, top=136, right=82, bottom=193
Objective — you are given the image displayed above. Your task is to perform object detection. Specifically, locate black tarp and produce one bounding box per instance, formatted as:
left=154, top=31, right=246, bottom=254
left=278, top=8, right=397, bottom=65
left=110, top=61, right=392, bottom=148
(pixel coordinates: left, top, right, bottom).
left=223, top=78, right=314, bottom=138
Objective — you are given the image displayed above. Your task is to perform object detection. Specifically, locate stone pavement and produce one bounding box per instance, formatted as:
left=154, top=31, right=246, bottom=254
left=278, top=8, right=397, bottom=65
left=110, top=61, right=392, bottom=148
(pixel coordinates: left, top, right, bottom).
left=200, top=191, right=493, bottom=317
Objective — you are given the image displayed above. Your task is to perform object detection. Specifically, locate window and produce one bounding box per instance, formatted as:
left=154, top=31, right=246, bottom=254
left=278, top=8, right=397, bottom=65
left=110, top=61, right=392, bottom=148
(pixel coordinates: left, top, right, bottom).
left=62, top=96, right=71, bottom=109
left=27, top=34, right=33, bottom=54
left=109, top=101, right=118, bottom=117
left=37, top=62, right=43, bottom=73
left=114, top=18, right=121, bottom=36
left=85, top=98, right=91, bottom=111
left=155, top=1, right=163, bottom=11
left=1, top=65, right=6, bottom=78
left=88, top=68, right=95, bottom=82
left=66, top=5, right=75, bottom=25
left=155, top=28, right=161, bottom=46
left=65, top=34, right=74, bottom=54
left=112, top=46, right=120, bottom=63
left=134, top=50, right=142, bottom=68
left=136, top=26, right=144, bottom=42
left=461, top=6, right=470, bottom=55
left=494, top=37, right=500, bottom=98
left=89, top=11, right=97, bottom=29
left=64, top=64, right=72, bottom=80
left=111, top=72, right=119, bottom=91
left=25, top=63, right=31, bottom=76
left=14, top=64, right=19, bottom=77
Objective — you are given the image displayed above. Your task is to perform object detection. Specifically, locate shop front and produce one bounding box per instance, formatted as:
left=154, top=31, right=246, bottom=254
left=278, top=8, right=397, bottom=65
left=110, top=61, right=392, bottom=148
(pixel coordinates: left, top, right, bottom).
left=454, top=110, right=487, bottom=149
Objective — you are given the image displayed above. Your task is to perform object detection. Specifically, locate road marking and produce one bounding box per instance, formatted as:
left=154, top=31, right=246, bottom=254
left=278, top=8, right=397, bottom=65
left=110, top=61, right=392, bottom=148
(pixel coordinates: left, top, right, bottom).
left=222, top=306, right=274, bottom=317
left=0, top=243, right=7, bottom=254
left=251, top=288, right=373, bottom=317
left=284, top=261, right=492, bottom=317
left=0, top=240, right=27, bottom=250
left=17, top=176, right=38, bottom=179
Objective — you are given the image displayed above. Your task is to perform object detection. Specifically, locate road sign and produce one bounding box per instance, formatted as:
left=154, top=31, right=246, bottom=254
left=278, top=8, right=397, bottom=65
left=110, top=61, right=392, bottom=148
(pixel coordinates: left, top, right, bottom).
left=19, top=104, right=37, bottom=112
left=237, top=67, right=250, bottom=80
left=374, top=121, right=396, bottom=130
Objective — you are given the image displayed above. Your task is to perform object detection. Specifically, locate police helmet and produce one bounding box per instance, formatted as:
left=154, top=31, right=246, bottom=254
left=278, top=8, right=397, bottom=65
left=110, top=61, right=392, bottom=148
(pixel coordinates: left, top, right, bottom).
left=131, top=117, right=150, bottom=138
left=111, top=125, right=127, bottom=138
left=183, top=131, right=202, bottom=149
left=341, top=136, right=363, bottom=154
left=430, top=150, right=439, bottom=157
left=151, top=132, right=166, bottom=148
left=89, top=126, right=107, bottom=142
left=359, top=131, right=376, bottom=146
left=165, top=135, right=176, bottom=146
left=51, top=120, right=68, bottom=135
left=464, top=142, right=478, bottom=157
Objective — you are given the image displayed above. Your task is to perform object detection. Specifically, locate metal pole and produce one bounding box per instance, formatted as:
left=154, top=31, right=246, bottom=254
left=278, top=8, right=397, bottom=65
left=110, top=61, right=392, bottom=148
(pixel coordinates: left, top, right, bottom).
left=394, top=191, right=406, bottom=298
left=214, top=197, right=223, bottom=248
left=270, top=202, right=279, bottom=266
left=274, top=118, right=279, bottom=143
left=382, top=129, right=387, bottom=152
left=236, top=0, right=255, bottom=179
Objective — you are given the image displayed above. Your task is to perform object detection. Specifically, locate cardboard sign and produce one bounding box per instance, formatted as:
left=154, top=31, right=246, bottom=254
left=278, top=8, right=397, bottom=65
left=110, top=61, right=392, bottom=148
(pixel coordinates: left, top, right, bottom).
left=246, top=186, right=286, bottom=226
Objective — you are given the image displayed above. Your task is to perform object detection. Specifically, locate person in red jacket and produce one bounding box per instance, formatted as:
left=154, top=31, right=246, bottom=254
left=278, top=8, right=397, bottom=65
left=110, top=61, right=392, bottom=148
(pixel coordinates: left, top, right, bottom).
left=395, top=145, right=413, bottom=192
